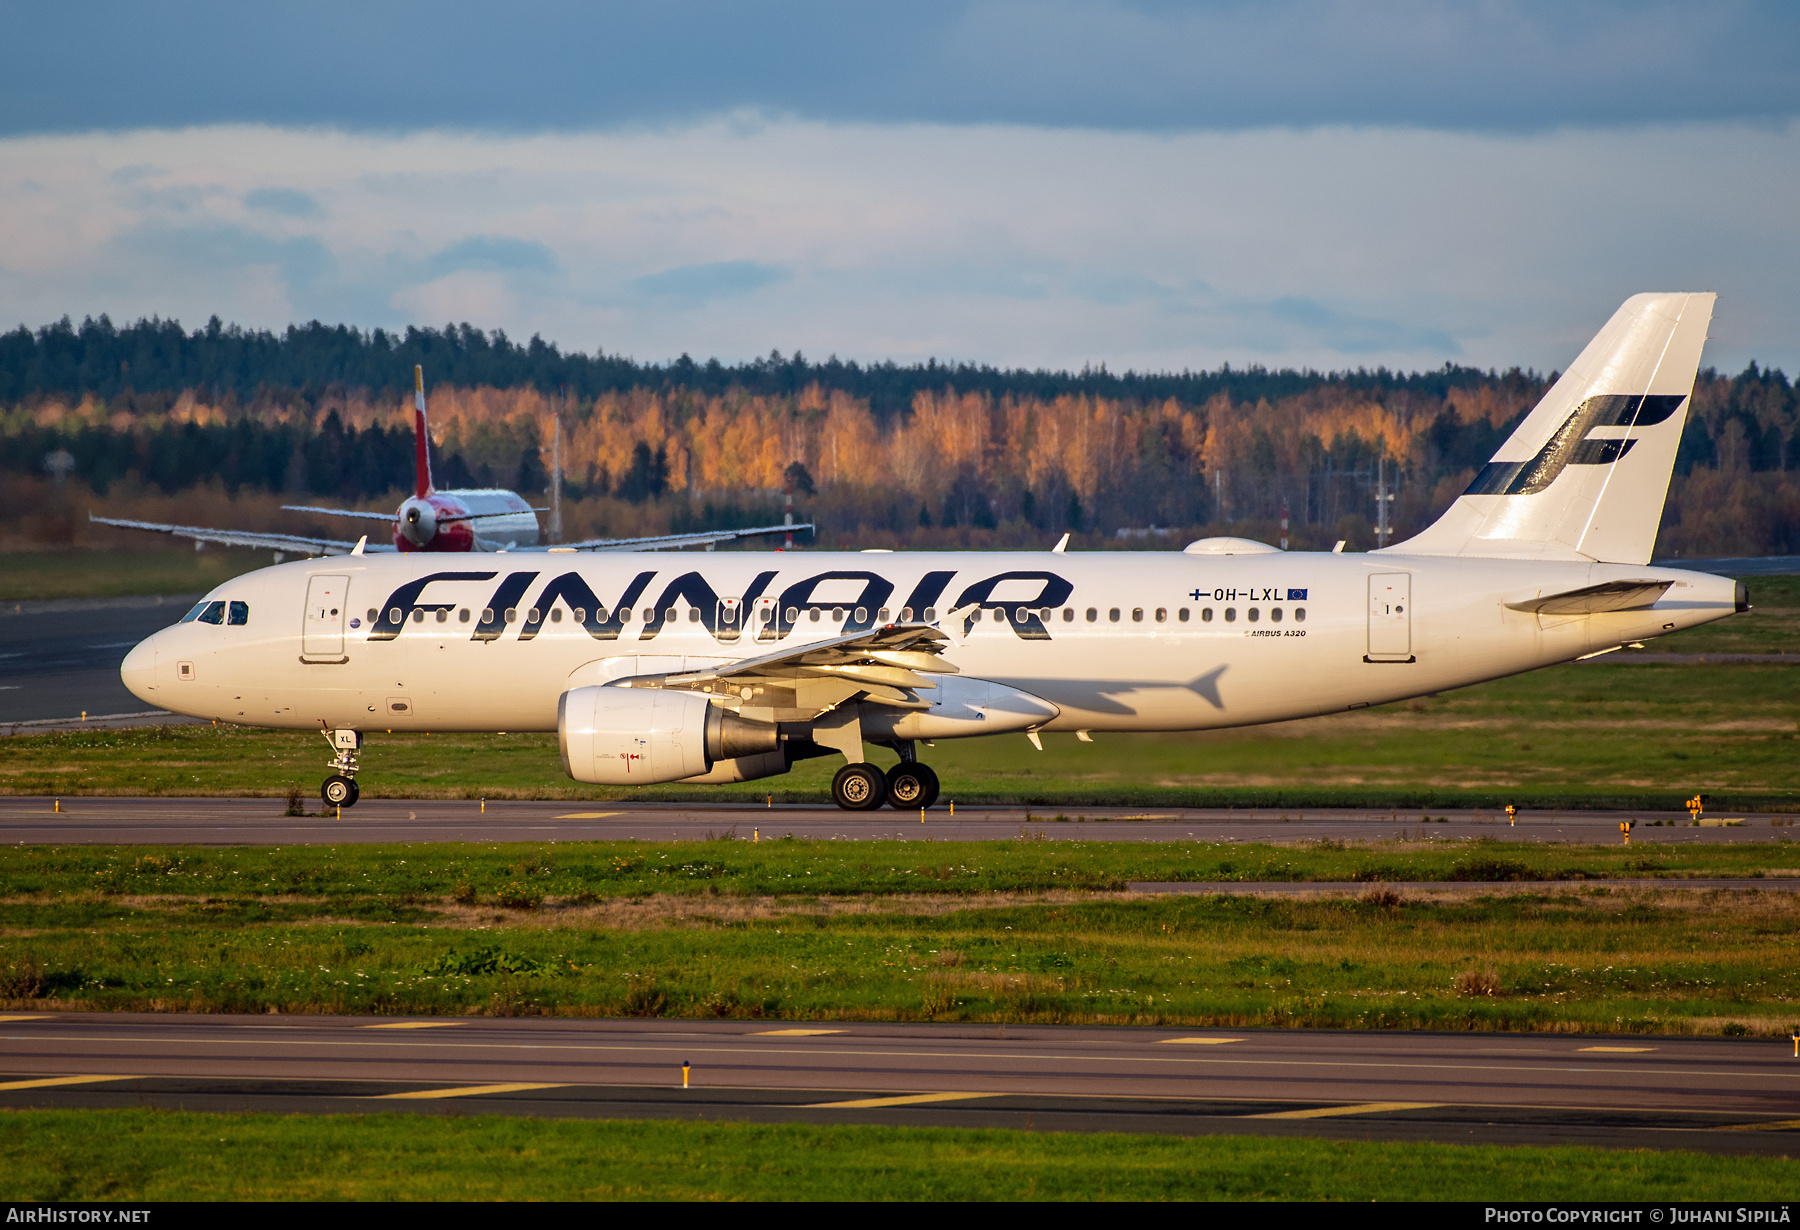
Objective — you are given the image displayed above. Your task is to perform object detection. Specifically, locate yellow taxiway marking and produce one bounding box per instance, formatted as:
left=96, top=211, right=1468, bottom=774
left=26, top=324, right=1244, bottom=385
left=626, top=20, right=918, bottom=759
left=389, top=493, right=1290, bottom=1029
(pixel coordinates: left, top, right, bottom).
left=1250, top=1101, right=1442, bottom=1120
left=555, top=812, right=623, bottom=820
left=806, top=1092, right=1005, bottom=1109
left=1578, top=1047, right=1657, bottom=1053
left=360, top=1022, right=467, bottom=1030
left=1160, top=1037, right=1244, bottom=1045
left=0, top=1074, right=135, bottom=1092
left=377, top=1082, right=567, bottom=1100
left=754, top=1029, right=844, bottom=1036
left=0, top=1016, right=52, bottom=1024
left=1724, top=1119, right=1800, bottom=1132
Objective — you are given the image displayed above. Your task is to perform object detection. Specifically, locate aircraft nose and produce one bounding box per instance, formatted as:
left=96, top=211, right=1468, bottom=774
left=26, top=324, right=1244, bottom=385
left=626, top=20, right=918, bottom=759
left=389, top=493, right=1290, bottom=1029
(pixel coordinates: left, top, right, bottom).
left=120, top=635, right=159, bottom=705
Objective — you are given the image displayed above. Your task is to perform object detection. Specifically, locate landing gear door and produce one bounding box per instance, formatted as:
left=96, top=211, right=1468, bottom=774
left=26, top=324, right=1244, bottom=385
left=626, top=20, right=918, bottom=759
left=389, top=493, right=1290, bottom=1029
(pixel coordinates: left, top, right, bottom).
left=1366, top=572, right=1414, bottom=662
left=302, top=574, right=351, bottom=662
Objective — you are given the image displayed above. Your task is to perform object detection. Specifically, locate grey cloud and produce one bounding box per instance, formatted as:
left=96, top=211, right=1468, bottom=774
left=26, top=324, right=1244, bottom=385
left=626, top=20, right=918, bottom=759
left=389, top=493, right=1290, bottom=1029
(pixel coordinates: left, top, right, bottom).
left=1, top=1, right=1794, bottom=135
left=427, top=236, right=559, bottom=278
left=245, top=188, right=323, bottom=218
left=629, top=260, right=791, bottom=306
left=1255, top=296, right=1461, bottom=357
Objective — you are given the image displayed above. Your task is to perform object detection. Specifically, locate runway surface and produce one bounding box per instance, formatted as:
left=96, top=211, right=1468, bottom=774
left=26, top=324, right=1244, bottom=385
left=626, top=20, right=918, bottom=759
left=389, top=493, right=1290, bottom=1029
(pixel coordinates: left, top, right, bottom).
left=0, top=594, right=197, bottom=726
left=3, top=795, right=1796, bottom=845
left=1, top=1013, right=1795, bottom=1154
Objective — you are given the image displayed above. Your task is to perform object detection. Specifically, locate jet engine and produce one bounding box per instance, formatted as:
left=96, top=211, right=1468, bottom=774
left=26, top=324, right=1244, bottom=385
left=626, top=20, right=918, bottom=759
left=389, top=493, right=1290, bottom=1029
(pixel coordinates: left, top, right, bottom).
left=558, top=685, right=780, bottom=785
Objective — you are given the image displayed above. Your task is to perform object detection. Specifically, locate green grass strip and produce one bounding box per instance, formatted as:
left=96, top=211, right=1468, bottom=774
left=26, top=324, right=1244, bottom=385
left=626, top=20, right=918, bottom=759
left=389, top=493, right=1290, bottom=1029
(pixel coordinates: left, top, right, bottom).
left=2, top=1109, right=1792, bottom=1201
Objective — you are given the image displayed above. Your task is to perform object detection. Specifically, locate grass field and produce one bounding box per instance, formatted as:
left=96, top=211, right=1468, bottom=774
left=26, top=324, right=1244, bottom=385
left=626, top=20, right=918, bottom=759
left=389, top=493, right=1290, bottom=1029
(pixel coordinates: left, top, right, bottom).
left=0, top=547, right=273, bottom=603
left=4, top=840, right=1798, bottom=1032
left=3, top=1109, right=1791, bottom=1201
left=7, top=652, right=1796, bottom=809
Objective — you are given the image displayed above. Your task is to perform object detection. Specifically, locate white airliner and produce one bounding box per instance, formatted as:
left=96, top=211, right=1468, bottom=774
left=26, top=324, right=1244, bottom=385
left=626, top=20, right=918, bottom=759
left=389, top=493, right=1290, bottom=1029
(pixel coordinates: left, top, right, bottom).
left=91, top=366, right=806, bottom=557
left=120, top=294, right=1745, bottom=810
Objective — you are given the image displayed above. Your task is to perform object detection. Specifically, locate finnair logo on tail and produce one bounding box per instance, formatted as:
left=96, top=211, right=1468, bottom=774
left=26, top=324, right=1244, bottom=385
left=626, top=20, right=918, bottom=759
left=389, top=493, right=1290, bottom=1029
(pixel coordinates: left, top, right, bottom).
left=1465, top=394, right=1687, bottom=498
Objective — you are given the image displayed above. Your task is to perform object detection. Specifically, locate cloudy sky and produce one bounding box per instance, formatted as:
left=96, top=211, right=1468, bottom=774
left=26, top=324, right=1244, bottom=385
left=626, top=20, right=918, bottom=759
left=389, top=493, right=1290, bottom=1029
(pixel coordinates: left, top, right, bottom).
left=2, top=2, right=1797, bottom=374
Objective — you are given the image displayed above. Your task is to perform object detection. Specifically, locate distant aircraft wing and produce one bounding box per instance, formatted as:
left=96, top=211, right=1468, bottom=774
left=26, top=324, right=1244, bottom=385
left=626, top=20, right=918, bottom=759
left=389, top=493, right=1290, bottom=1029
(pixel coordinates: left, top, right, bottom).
left=279, top=505, right=400, bottom=523
left=612, top=622, right=957, bottom=713
left=88, top=514, right=394, bottom=556
left=550, top=523, right=813, bottom=552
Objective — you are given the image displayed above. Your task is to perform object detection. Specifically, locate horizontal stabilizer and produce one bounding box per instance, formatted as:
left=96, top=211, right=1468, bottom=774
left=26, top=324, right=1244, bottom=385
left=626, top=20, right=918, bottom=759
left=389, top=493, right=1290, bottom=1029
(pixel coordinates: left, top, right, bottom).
left=1504, top=579, right=1672, bottom=615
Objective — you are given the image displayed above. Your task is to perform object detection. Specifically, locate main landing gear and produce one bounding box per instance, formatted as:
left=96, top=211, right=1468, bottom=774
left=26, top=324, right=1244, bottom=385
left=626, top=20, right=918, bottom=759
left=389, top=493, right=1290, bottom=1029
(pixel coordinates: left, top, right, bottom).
left=830, top=747, right=941, bottom=812
left=320, top=728, right=362, bottom=808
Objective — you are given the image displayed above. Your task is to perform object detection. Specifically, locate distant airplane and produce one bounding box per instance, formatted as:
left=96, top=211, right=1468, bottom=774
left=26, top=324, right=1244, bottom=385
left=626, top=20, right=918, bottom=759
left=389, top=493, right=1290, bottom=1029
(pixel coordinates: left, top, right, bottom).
left=91, top=366, right=808, bottom=557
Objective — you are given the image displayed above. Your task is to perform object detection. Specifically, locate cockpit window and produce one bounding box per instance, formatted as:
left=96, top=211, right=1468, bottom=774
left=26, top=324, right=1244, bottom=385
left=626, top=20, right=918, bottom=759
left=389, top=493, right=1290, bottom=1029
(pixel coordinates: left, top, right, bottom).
left=194, top=601, right=226, bottom=625
left=179, top=601, right=210, bottom=623
left=227, top=601, right=249, bottom=626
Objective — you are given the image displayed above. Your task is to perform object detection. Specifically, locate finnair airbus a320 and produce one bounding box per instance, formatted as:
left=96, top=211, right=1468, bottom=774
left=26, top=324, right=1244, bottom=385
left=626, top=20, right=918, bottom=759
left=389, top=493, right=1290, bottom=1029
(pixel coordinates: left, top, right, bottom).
left=120, top=294, right=1746, bottom=810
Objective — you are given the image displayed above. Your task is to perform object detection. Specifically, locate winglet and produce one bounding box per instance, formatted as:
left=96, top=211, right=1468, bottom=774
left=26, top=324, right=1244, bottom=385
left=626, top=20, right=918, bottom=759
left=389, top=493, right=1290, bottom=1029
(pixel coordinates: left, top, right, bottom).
left=412, top=365, right=434, bottom=500
left=351, top=535, right=368, bottom=556
left=1051, top=532, right=1070, bottom=553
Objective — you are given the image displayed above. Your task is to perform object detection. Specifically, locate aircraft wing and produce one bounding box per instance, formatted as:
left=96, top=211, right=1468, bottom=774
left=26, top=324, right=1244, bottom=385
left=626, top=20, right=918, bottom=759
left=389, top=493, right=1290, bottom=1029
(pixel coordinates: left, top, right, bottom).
left=279, top=505, right=400, bottom=523
left=88, top=514, right=395, bottom=556
left=613, top=622, right=957, bottom=713
left=551, top=523, right=813, bottom=552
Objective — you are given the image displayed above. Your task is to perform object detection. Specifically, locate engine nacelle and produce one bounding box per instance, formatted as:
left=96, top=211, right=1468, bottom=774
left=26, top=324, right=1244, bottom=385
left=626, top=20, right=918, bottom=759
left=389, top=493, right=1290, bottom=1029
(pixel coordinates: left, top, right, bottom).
left=679, top=750, right=792, bottom=785
left=557, top=685, right=781, bottom=785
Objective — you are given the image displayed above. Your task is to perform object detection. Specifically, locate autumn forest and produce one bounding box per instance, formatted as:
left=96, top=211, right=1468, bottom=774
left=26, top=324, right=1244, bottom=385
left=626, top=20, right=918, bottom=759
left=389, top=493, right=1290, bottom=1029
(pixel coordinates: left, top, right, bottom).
left=2, top=315, right=1796, bottom=558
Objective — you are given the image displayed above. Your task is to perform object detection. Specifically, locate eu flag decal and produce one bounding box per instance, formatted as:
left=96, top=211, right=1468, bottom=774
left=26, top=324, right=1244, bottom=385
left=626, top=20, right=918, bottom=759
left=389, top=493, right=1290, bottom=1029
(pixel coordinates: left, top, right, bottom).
left=1287, top=588, right=1308, bottom=600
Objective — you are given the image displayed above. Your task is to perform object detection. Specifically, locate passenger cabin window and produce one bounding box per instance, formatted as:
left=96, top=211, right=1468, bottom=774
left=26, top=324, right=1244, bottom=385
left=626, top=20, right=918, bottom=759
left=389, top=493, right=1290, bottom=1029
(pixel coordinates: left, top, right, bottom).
left=1086, top=608, right=1098, bottom=621
left=923, top=607, right=937, bottom=621
left=1178, top=608, right=1190, bottom=622
left=1295, top=607, right=1306, bottom=622
left=227, top=601, right=249, bottom=625
left=1271, top=607, right=1283, bottom=622
left=1247, top=608, right=1259, bottom=622
left=366, top=608, right=379, bottom=623
left=878, top=607, right=890, bottom=621
left=1154, top=608, right=1166, bottom=622
left=1131, top=608, right=1144, bottom=622
left=1224, top=607, right=1237, bottom=622
left=552, top=608, right=565, bottom=623
left=1109, top=608, right=1121, bottom=622
left=460, top=608, right=472, bottom=623
left=1062, top=608, right=1074, bottom=621
left=1201, top=607, right=1214, bottom=622
left=900, top=607, right=913, bottom=621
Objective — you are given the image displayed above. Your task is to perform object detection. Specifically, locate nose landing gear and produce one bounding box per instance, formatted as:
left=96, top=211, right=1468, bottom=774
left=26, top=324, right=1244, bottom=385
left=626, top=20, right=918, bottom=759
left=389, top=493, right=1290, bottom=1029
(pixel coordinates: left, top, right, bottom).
left=320, top=727, right=362, bottom=807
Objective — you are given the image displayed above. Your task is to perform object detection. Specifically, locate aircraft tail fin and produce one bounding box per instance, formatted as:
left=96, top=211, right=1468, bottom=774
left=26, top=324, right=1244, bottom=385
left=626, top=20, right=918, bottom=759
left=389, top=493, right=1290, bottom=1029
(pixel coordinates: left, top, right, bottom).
left=413, top=365, right=434, bottom=499
left=1384, top=293, right=1715, bottom=565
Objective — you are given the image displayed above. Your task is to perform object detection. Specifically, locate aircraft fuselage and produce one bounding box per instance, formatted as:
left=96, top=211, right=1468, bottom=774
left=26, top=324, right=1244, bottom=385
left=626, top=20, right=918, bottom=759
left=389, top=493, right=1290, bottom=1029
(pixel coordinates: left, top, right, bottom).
left=122, top=549, right=1740, bottom=736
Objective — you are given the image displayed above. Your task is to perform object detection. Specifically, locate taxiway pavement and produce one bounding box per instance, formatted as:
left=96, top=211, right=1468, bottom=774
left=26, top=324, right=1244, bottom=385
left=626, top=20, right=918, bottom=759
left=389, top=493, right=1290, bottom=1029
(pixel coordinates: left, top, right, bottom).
left=2, top=795, right=1794, bottom=845
left=0, top=1013, right=1795, bottom=1154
